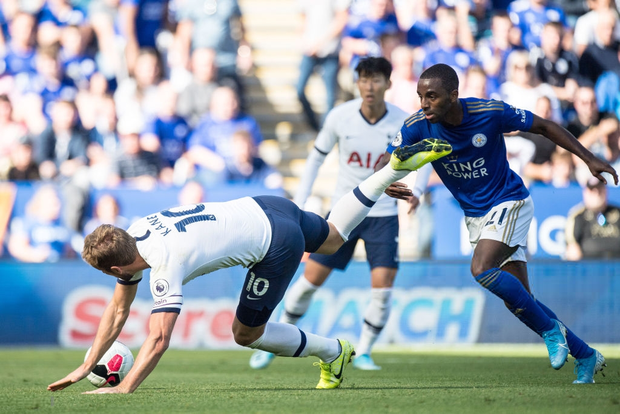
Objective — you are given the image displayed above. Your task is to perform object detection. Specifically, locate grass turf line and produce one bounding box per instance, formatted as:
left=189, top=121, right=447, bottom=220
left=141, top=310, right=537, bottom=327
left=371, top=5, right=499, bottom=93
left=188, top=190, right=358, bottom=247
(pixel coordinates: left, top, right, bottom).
left=1, top=348, right=618, bottom=414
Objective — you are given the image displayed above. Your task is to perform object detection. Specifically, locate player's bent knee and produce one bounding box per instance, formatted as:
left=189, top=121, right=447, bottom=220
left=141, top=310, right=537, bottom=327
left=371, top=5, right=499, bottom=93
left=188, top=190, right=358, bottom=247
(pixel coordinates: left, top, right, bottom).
left=471, top=261, right=494, bottom=278
left=232, top=319, right=265, bottom=347
left=233, top=329, right=261, bottom=347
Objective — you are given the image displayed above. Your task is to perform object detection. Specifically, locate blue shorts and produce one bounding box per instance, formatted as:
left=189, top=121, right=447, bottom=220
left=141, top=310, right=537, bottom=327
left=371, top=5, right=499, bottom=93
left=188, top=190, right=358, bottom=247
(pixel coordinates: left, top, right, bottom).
left=309, top=215, right=399, bottom=270
left=236, top=196, right=330, bottom=327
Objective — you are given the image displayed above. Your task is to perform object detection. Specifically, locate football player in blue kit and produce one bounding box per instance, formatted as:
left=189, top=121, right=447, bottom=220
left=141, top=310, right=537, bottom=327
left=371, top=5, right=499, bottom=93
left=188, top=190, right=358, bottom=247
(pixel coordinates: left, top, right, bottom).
left=325, top=63, right=618, bottom=384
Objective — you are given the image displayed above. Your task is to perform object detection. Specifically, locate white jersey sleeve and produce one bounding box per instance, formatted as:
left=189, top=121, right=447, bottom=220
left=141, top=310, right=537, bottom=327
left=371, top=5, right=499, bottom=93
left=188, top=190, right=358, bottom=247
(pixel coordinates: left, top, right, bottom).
left=293, top=109, right=341, bottom=208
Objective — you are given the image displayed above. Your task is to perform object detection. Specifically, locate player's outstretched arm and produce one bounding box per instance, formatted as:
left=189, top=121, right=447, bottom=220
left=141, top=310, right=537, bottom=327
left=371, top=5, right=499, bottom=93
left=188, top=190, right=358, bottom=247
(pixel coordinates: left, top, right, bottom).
left=47, top=283, right=138, bottom=392
left=529, top=115, right=619, bottom=186
left=83, top=311, right=179, bottom=394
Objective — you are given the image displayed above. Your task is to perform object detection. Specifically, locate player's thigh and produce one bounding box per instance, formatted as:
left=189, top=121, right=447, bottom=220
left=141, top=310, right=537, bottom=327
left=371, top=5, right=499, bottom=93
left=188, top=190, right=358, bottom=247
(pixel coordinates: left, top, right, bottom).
left=308, top=214, right=362, bottom=270
left=467, top=197, right=534, bottom=274
left=362, top=215, right=400, bottom=271
left=236, top=211, right=306, bottom=328
left=253, top=195, right=330, bottom=252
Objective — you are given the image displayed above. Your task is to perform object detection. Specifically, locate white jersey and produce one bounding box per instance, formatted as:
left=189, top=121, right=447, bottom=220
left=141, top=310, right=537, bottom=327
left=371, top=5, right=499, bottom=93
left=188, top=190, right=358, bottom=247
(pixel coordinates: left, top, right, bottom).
left=125, top=197, right=272, bottom=313
left=297, top=99, right=409, bottom=217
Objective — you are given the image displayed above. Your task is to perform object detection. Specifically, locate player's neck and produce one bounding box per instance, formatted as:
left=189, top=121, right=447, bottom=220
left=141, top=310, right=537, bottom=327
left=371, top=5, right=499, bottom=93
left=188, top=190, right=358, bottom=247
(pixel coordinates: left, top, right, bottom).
left=359, top=101, right=387, bottom=124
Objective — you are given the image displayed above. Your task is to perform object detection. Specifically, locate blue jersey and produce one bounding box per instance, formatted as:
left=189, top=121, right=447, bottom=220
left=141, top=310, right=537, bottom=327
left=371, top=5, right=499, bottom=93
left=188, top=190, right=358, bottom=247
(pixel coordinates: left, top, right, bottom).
left=143, top=115, right=190, bottom=167
left=508, top=0, right=567, bottom=49
left=387, top=98, right=533, bottom=217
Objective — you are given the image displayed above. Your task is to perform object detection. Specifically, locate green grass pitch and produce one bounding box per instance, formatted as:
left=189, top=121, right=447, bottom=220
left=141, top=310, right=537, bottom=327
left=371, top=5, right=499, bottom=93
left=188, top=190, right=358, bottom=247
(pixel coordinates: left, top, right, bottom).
left=1, top=345, right=618, bottom=414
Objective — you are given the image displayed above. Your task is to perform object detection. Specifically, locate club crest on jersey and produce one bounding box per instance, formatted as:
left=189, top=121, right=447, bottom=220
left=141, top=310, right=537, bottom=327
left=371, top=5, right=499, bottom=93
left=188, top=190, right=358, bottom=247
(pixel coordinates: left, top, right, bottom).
left=153, top=279, right=169, bottom=297
left=472, top=134, right=487, bottom=148
left=391, top=131, right=402, bottom=146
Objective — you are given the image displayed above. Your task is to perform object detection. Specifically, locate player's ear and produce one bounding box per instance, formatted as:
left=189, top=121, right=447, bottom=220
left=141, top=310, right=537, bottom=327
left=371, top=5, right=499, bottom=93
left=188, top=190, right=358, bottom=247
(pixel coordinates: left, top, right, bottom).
left=450, top=89, right=459, bottom=102
left=109, top=266, right=123, bottom=276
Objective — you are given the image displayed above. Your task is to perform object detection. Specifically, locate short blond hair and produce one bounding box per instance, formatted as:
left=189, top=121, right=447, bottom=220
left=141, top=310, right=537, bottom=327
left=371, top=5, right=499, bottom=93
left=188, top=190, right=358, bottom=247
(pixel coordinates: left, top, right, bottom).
left=82, top=224, right=138, bottom=272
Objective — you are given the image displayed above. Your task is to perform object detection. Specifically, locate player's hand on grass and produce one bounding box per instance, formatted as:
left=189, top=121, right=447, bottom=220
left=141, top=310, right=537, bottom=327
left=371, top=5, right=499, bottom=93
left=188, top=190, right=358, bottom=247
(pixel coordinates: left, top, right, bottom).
left=82, top=386, right=129, bottom=394
left=385, top=182, right=412, bottom=200
left=47, top=365, right=91, bottom=391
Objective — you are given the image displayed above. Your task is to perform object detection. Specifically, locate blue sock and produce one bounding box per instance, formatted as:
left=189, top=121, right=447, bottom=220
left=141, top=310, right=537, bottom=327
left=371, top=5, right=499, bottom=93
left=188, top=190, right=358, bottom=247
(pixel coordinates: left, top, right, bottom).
left=535, top=299, right=594, bottom=360
left=476, top=268, right=554, bottom=334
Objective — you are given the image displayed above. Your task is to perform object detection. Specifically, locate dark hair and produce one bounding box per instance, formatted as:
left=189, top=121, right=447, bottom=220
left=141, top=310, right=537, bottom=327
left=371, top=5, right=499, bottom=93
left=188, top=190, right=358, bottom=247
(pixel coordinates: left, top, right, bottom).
left=355, top=57, right=392, bottom=80
left=419, top=64, right=459, bottom=93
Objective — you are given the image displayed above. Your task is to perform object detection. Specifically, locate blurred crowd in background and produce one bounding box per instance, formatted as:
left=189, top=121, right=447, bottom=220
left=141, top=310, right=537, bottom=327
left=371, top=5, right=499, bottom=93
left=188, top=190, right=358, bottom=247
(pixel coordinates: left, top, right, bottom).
left=0, top=0, right=619, bottom=262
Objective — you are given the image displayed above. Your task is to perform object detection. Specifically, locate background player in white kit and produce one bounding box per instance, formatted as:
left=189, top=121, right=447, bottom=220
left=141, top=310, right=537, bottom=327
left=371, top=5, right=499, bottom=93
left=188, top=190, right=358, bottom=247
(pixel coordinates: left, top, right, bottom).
left=249, top=57, right=430, bottom=371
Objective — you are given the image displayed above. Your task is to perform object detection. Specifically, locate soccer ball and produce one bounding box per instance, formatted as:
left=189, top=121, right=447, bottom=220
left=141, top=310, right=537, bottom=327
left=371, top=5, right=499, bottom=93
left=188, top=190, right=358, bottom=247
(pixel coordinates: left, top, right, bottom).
left=84, top=341, right=134, bottom=387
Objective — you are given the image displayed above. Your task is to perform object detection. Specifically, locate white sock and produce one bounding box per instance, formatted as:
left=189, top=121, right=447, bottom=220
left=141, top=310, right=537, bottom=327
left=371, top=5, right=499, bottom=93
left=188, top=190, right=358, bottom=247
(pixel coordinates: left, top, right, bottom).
left=356, top=288, right=393, bottom=356
left=281, top=276, right=320, bottom=324
left=248, top=322, right=340, bottom=361
left=328, top=165, right=410, bottom=240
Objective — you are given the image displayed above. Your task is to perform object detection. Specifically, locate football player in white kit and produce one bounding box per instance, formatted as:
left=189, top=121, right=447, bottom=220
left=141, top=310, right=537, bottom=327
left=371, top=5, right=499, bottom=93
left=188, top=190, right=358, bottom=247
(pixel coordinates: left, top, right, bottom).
left=249, top=57, right=431, bottom=371
left=47, top=195, right=358, bottom=392
left=46, top=136, right=452, bottom=394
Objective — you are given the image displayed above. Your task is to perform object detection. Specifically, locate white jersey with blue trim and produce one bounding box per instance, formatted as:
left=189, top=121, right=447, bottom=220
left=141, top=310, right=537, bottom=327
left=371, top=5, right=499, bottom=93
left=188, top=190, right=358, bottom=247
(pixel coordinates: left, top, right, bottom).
left=387, top=98, right=532, bottom=217
left=317, top=98, right=409, bottom=217
left=125, top=197, right=272, bottom=313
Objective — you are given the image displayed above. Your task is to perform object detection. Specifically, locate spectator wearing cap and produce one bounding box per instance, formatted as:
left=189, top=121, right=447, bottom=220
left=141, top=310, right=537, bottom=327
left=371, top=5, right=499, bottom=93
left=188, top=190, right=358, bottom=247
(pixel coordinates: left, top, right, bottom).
left=565, top=176, right=620, bottom=260
left=108, top=115, right=162, bottom=191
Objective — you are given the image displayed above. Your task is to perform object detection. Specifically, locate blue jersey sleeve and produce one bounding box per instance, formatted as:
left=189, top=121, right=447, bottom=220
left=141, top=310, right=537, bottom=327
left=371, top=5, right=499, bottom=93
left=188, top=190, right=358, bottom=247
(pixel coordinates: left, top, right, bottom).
left=386, top=113, right=423, bottom=154
left=500, top=102, right=534, bottom=133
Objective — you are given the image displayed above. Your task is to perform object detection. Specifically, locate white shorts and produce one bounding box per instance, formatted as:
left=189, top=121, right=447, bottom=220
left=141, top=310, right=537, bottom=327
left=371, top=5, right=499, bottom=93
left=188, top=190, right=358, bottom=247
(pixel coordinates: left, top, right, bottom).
left=465, top=196, right=534, bottom=265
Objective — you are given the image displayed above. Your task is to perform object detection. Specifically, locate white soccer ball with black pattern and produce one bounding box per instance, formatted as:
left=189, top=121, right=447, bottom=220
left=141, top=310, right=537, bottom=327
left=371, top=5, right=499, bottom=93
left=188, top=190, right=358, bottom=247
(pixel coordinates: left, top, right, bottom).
left=84, top=341, right=134, bottom=387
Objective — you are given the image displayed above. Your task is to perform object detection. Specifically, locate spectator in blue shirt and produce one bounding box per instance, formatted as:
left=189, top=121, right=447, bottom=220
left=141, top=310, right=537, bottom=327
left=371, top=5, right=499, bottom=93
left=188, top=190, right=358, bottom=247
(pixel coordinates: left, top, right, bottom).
left=422, top=12, right=478, bottom=79
left=2, top=11, right=37, bottom=76
left=37, top=0, right=87, bottom=47
left=508, top=0, right=568, bottom=50
left=118, top=0, right=169, bottom=74
left=141, top=80, right=190, bottom=184
left=59, top=25, right=97, bottom=90
left=341, top=0, right=401, bottom=70
left=7, top=184, right=73, bottom=262
left=186, top=85, right=262, bottom=186
left=17, top=44, right=78, bottom=120
left=476, top=11, right=519, bottom=93
left=225, top=129, right=283, bottom=189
